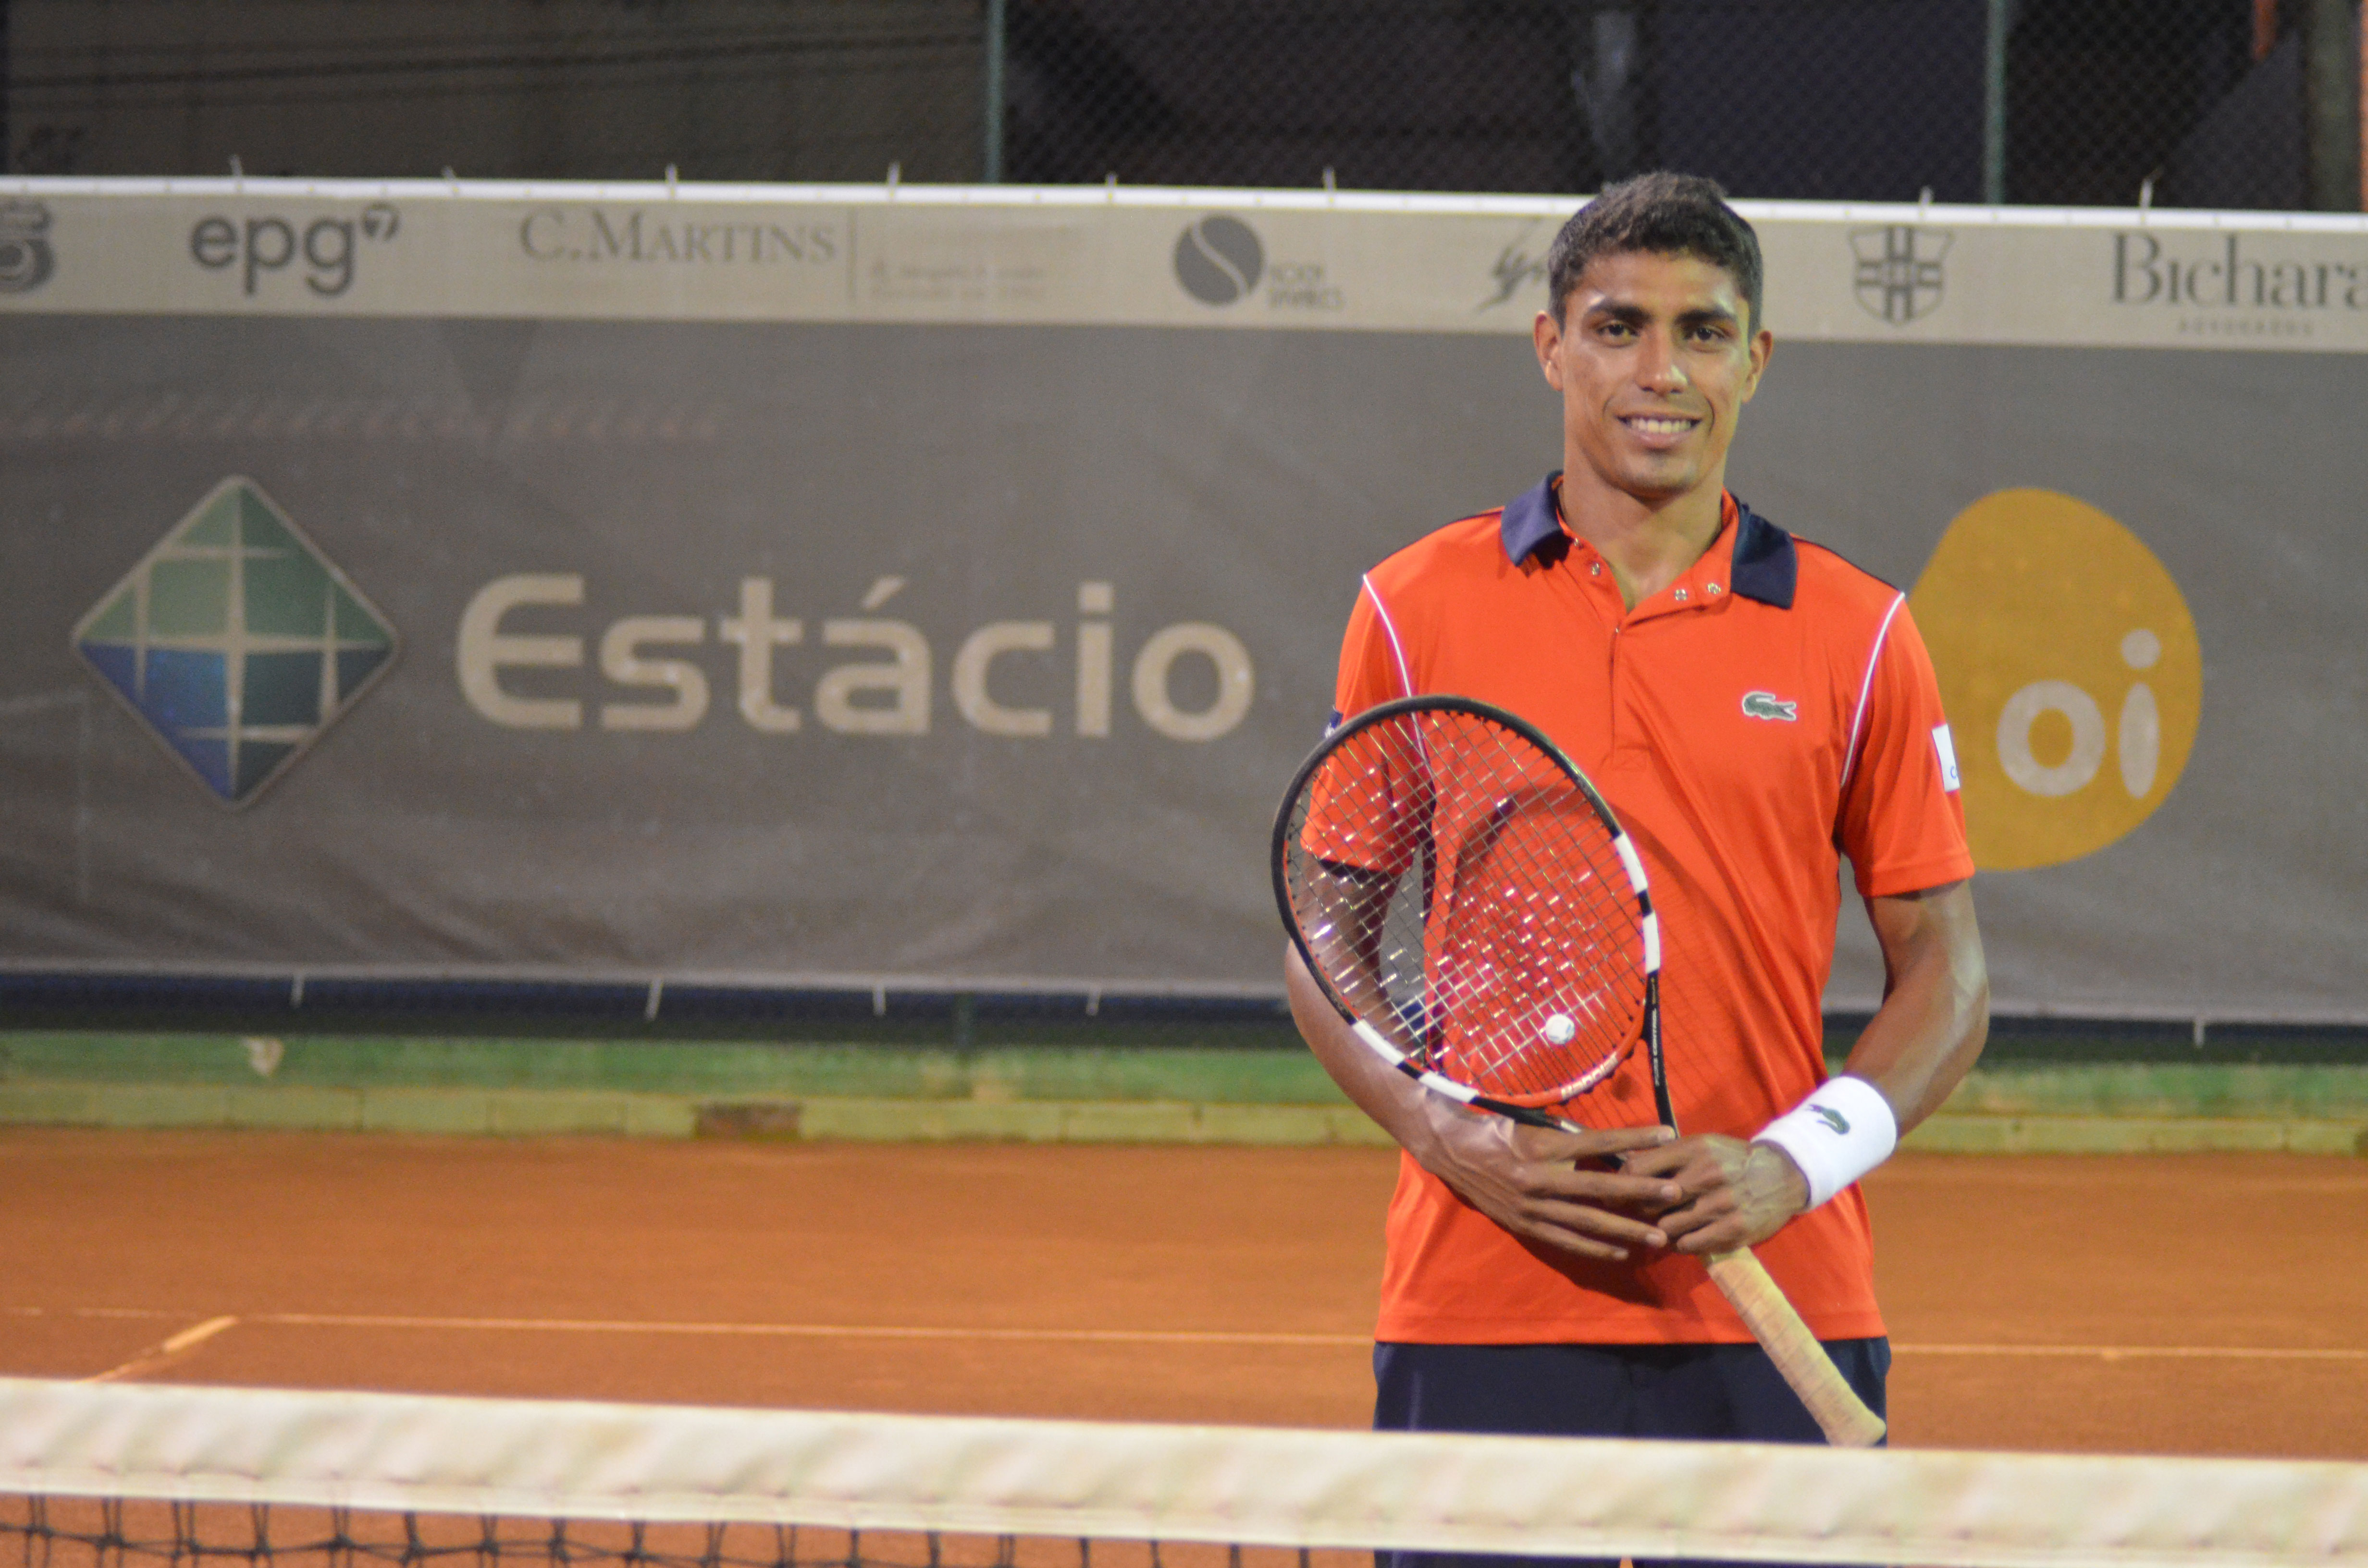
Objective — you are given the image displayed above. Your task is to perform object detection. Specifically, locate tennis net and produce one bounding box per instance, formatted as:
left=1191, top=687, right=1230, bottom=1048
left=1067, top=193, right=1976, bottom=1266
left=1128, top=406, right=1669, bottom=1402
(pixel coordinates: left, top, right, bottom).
left=3, top=1378, right=2365, bottom=1568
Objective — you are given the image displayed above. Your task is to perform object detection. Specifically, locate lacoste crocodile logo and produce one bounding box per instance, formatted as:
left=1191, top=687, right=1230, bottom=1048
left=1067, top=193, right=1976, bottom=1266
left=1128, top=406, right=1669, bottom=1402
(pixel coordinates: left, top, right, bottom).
left=1742, top=690, right=1799, bottom=722
left=1812, top=1105, right=1850, bottom=1134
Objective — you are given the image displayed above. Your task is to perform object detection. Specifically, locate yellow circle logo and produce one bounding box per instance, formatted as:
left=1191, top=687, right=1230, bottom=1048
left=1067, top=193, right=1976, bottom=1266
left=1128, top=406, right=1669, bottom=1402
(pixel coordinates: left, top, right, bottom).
left=1910, top=489, right=2201, bottom=871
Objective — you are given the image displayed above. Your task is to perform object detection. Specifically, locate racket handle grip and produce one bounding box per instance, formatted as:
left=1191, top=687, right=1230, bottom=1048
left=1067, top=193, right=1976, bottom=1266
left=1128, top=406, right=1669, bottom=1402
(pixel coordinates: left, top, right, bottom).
left=1705, top=1249, right=1887, bottom=1448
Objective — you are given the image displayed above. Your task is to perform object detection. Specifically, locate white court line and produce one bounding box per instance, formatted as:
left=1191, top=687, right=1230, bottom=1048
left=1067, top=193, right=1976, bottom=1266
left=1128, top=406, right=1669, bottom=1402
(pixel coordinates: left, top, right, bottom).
left=266, top=1312, right=1367, bottom=1347
left=13, top=1305, right=1361, bottom=1348
left=11, top=1305, right=2368, bottom=1360
left=81, top=1314, right=241, bottom=1383
left=1894, top=1342, right=2368, bottom=1361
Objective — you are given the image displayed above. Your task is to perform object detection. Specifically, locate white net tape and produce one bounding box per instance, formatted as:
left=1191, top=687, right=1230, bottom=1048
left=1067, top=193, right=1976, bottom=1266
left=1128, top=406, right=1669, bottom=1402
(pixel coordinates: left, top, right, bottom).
left=3, top=1379, right=2365, bottom=1568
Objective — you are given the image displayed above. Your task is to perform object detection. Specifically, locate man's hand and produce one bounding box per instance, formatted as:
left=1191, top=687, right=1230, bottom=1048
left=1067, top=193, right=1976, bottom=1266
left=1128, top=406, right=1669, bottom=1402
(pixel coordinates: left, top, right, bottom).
left=1286, top=942, right=1680, bottom=1264
left=1622, top=1134, right=1810, bottom=1254
left=1410, top=1100, right=1684, bottom=1262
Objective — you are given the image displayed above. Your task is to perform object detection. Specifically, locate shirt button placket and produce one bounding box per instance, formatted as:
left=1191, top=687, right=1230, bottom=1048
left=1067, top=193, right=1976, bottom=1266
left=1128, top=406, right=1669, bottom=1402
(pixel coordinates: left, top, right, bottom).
left=1607, top=623, right=1623, bottom=755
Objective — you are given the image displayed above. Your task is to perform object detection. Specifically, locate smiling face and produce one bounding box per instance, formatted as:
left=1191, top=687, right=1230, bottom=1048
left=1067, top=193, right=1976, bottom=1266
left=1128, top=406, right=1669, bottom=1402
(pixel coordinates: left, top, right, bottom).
left=1534, top=248, right=1773, bottom=514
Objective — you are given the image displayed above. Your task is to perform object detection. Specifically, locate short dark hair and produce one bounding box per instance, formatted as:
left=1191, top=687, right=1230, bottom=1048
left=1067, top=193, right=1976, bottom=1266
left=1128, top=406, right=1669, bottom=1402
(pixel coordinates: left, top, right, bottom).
left=1545, top=172, right=1763, bottom=331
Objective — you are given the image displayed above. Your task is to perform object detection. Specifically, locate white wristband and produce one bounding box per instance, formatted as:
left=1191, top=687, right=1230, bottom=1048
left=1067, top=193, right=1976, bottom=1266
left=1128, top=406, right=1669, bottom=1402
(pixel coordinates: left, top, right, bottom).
left=1754, top=1075, right=1898, bottom=1210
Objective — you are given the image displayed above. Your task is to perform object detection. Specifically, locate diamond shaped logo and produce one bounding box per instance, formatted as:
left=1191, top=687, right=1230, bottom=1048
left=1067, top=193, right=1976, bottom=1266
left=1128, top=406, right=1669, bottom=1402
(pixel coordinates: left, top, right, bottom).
left=71, top=477, right=400, bottom=807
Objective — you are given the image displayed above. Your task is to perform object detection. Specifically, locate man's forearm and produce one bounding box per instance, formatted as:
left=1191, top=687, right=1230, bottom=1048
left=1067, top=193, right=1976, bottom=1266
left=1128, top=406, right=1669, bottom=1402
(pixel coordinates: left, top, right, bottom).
left=1718, top=882, right=1984, bottom=1236
left=1840, top=880, right=1989, bottom=1132
left=1283, top=944, right=1457, bottom=1162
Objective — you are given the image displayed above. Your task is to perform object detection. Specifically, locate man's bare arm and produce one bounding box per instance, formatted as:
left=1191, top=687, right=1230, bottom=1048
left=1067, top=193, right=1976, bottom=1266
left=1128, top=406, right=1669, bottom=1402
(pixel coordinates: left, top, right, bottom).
left=1634, top=878, right=1988, bottom=1253
left=1833, top=878, right=1990, bottom=1131
left=1284, top=943, right=1681, bottom=1262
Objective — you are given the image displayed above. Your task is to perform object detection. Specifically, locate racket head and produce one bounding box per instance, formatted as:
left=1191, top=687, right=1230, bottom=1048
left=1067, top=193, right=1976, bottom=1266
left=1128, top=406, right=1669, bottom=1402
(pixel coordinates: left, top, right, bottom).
left=1273, top=695, right=1660, bottom=1110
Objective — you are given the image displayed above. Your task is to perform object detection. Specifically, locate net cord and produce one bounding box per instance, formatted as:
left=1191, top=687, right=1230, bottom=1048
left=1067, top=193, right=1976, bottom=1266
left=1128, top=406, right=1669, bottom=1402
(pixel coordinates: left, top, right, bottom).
left=5, top=1380, right=2368, bottom=1568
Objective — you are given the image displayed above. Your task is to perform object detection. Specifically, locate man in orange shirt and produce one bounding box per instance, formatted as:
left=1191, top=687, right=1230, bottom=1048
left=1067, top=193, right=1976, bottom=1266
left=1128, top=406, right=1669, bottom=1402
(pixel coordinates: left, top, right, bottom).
left=1285, top=173, right=1989, bottom=1458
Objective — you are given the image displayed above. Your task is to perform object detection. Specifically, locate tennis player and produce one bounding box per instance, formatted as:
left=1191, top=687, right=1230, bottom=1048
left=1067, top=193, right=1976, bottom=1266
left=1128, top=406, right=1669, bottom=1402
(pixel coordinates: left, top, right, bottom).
left=1284, top=173, right=1989, bottom=1459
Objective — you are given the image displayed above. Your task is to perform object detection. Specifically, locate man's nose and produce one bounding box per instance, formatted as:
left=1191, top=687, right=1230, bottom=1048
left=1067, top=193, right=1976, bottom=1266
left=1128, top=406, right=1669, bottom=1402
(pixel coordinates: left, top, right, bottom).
left=1636, top=333, right=1688, bottom=393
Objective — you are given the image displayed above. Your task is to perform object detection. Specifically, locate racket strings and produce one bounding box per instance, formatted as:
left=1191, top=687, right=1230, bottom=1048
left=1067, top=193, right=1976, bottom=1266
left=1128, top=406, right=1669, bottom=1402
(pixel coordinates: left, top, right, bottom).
left=1428, top=771, right=1642, bottom=1100
left=1284, top=707, right=1648, bottom=1106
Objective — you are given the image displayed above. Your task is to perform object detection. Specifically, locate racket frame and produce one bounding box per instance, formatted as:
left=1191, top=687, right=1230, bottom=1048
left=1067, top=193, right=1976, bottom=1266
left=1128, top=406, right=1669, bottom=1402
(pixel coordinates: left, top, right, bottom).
left=1273, top=695, right=1665, bottom=1123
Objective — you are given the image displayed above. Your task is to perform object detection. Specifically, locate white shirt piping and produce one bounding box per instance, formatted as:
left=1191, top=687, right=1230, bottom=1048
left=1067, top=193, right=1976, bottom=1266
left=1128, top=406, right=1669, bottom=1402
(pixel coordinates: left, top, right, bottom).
left=1838, top=591, right=1907, bottom=793
left=1359, top=574, right=1417, bottom=699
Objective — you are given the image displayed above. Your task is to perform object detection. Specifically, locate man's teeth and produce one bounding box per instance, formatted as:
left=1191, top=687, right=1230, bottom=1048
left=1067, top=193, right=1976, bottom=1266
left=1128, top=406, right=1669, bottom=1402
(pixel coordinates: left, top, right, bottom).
left=1626, top=416, right=1694, bottom=434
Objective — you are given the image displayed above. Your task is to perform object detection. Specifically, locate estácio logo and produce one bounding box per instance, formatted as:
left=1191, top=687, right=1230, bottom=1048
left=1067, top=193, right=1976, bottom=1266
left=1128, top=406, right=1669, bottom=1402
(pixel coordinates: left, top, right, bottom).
left=1911, top=489, right=2200, bottom=871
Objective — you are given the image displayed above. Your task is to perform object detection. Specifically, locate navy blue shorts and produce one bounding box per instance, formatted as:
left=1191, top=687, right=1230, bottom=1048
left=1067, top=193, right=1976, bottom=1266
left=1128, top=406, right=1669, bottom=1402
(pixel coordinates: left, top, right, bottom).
left=1371, top=1338, right=1889, bottom=1568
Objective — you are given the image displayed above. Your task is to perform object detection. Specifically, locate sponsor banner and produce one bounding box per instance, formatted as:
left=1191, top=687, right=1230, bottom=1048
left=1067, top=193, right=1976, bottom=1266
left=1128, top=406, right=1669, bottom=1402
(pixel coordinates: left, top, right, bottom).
left=0, top=191, right=2362, bottom=1019
left=1, top=180, right=2366, bottom=352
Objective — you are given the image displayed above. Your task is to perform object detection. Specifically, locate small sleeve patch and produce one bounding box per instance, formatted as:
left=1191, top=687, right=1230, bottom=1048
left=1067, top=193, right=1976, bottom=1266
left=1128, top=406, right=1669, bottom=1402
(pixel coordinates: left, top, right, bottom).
left=1932, top=723, right=1961, bottom=792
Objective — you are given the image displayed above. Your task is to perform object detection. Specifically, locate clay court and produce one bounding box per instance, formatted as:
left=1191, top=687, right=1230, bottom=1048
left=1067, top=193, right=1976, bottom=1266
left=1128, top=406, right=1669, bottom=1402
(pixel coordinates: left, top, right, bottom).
left=3, top=1128, right=2364, bottom=1460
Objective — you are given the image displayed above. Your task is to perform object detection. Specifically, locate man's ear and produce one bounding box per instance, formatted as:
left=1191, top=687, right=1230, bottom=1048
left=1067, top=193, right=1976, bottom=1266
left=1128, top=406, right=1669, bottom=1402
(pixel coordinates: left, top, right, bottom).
left=1533, top=308, right=1565, bottom=390
left=1739, top=327, right=1774, bottom=402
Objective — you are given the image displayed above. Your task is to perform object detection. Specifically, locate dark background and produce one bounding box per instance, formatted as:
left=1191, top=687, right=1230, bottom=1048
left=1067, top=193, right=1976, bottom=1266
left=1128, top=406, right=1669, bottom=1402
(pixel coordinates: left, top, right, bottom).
left=2, top=0, right=2360, bottom=209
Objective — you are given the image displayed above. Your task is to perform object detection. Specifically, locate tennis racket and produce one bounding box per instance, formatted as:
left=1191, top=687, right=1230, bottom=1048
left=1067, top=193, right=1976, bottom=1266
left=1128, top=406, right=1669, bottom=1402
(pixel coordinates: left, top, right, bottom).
left=1272, top=693, right=1885, bottom=1448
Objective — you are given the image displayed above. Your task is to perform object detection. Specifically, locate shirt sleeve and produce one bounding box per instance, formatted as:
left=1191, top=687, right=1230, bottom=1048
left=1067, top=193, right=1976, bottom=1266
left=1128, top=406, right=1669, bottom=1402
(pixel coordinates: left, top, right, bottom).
left=1836, top=598, right=1977, bottom=898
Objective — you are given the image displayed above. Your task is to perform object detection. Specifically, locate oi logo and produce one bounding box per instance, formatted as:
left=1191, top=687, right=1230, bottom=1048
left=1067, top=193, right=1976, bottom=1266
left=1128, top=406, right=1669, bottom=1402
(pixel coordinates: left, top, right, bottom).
left=1911, top=489, right=2201, bottom=871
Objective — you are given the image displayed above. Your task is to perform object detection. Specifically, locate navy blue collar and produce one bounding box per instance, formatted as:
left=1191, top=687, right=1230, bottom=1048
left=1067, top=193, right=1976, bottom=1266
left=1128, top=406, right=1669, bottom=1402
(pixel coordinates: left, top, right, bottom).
left=1498, top=473, right=1796, bottom=610
left=1495, top=476, right=1566, bottom=565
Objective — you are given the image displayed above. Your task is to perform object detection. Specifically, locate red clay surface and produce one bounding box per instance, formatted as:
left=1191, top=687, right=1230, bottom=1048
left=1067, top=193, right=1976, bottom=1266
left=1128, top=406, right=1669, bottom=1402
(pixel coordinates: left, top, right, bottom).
left=2, top=1129, right=2364, bottom=1458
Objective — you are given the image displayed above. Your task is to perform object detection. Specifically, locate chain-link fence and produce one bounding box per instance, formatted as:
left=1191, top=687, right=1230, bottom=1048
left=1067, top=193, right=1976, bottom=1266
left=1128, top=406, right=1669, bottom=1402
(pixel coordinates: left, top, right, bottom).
left=1000, top=0, right=2365, bottom=209
left=4, top=1, right=2363, bottom=207
left=1, top=1, right=988, bottom=187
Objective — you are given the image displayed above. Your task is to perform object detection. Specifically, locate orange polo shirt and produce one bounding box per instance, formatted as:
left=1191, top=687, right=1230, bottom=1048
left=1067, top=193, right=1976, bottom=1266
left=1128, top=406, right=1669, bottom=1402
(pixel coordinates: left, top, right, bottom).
left=1332, top=477, right=1973, bottom=1344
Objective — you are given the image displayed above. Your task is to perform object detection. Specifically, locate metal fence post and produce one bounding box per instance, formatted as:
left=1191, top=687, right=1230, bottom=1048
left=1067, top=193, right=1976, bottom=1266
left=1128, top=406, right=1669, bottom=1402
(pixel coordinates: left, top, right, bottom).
left=1982, top=0, right=2011, bottom=205
left=2304, top=0, right=2364, bottom=208
left=983, top=0, right=1009, bottom=184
